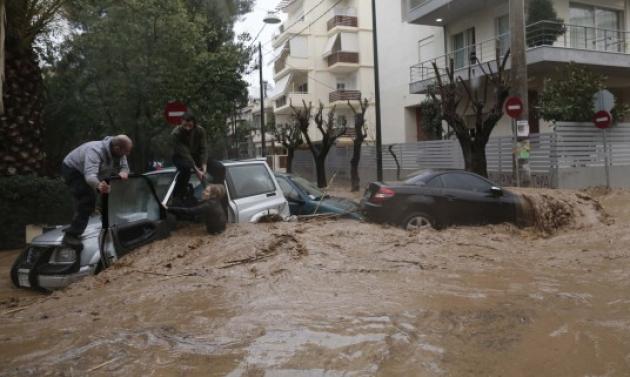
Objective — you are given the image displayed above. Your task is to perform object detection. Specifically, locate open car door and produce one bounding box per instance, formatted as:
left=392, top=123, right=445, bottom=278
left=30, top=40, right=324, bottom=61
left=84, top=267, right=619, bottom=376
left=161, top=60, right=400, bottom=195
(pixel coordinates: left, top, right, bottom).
left=99, top=176, right=170, bottom=268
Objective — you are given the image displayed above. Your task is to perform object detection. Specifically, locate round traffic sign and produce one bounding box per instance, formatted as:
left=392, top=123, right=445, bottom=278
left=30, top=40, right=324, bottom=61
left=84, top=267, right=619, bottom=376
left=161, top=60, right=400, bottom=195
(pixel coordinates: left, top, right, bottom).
left=593, top=110, right=613, bottom=129
left=505, top=96, right=524, bottom=119
left=164, top=101, right=188, bottom=126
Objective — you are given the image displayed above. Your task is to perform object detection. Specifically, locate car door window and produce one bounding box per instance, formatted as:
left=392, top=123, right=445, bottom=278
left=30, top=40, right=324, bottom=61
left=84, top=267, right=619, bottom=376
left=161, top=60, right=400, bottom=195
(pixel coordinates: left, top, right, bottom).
left=441, top=173, right=492, bottom=192
left=425, top=176, right=444, bottom=188
left=227, top=164, right=276, bottom=199
left=277, top=177, right=302, bottom=202
left=108, top=177, right=161, bottom=226
left=146, top=172, right=176, bottom=202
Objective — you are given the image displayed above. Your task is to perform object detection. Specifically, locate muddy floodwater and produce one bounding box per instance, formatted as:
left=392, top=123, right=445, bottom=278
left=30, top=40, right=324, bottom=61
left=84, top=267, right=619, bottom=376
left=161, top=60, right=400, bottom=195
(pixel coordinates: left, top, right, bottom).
left=2, top=189, right=630, bottom=376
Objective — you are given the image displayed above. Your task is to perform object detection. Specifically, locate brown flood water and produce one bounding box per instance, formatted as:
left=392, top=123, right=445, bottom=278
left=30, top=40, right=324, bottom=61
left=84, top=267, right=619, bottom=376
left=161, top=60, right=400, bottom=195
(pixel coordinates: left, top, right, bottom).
left=1, top=189, right=630, bottom=376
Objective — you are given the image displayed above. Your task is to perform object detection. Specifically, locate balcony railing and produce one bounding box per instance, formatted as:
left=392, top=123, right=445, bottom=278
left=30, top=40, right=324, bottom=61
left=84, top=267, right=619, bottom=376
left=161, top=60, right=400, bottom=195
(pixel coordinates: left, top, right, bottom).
left=327, top=15, right=358, bottom=31
left=329, top=90, right=361, bottom=103
left=410, top=21, right=630, bottom=88
left=327, top=52, right=359, bottom=66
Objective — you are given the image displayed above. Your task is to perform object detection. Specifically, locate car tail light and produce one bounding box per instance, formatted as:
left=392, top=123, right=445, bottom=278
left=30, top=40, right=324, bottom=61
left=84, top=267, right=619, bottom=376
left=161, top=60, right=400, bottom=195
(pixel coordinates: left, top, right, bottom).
left=369, top=187, right=395, bottom=204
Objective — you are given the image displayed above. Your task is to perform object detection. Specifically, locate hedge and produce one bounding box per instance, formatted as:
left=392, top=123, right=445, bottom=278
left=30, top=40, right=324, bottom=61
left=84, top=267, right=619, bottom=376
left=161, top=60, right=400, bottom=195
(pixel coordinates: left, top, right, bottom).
left=0, top=175, right=74, bottom=250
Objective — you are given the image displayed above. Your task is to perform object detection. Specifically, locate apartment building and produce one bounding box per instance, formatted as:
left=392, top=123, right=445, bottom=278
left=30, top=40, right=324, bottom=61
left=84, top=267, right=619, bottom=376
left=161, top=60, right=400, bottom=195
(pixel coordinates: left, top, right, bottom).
left=269, top=0, right=376, bottom=142
left=404, top=0, right=630, bottom=136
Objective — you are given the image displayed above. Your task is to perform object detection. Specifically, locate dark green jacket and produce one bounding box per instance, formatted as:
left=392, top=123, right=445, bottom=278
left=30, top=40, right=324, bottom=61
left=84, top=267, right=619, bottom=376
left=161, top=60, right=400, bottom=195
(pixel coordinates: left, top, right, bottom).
left=171, top=125, right=208, bottom=166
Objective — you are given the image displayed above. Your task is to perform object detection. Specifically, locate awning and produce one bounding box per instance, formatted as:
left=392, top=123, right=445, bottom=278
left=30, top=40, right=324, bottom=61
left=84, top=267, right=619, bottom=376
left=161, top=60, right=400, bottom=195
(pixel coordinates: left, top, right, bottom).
left=322, top=34, right=339, bottom=57
left=269, top=73, right=293, bottom=101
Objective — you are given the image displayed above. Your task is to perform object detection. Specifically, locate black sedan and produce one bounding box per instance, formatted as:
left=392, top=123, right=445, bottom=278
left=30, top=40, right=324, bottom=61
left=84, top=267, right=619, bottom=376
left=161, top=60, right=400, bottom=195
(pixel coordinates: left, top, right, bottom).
left=361, top=169, right=520, bottom=230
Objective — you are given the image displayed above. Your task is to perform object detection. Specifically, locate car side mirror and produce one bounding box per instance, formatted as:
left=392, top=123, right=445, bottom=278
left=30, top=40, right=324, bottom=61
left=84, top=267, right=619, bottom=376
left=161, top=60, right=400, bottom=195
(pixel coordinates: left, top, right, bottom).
left=489, top=186, right=503, bottom=197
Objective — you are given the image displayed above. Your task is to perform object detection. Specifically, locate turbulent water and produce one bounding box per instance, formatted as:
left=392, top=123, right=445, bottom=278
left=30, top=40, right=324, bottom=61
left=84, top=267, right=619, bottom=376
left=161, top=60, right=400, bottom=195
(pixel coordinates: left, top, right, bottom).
left=1, top=189, right=630, bottom=376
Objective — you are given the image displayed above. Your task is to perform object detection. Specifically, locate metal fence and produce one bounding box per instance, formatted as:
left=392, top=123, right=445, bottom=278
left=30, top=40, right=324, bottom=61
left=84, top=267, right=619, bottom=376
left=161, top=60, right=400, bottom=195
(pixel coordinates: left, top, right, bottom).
left=291, top=122, right=630, bottom=189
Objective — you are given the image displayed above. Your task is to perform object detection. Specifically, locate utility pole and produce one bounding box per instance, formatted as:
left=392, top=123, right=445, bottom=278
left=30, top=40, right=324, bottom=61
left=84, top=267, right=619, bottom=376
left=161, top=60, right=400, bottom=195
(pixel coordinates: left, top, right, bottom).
left=510, top=0, right=531, bottom=186
left=259, top=42, right=266, bottom=157
left=371, top=0, right=383, bottom=181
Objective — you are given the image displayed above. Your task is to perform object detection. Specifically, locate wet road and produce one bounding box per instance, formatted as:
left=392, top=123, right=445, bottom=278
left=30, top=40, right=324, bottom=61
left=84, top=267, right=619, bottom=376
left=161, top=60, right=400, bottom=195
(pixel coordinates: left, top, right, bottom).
left=1, top=189, right=630, bottom=376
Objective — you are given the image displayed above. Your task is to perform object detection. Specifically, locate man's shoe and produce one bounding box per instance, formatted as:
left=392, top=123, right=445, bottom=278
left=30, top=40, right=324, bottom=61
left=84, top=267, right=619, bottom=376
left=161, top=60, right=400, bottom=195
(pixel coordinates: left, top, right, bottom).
left=62, top=233, right=83, bottom=251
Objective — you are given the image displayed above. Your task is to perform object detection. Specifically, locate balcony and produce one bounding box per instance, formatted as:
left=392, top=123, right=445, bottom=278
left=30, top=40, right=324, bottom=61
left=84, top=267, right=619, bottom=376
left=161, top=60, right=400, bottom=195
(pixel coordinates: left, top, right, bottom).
left=404, top=0, right=503, bottom=26
left=274, top=92, right=310, bottom=115
left=327, top=52, right=359, bottom=73
left=327, top=15, right=358, bottom=31
left=329, top=90, right=361, bottom=104
left=409, top=21, right=630, bottom=94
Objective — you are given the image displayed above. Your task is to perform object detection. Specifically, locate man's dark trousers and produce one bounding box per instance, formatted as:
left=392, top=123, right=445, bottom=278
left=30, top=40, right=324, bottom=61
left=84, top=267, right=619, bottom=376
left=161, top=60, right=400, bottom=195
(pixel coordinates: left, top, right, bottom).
left=172, top=154, right=196, bottom=199
left=60, top=164, right=97, bottom=237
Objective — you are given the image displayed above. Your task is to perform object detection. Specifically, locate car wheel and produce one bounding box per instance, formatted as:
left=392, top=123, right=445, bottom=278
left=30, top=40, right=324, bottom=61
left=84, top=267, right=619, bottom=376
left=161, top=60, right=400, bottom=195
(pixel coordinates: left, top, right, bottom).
left=402, top=213, right=436, bottom=231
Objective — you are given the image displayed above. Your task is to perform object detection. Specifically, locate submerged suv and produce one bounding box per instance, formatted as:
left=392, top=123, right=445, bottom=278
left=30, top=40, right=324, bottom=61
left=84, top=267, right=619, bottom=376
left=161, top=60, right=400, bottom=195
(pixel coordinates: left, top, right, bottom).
left=11, top=160, right=289, bottom=291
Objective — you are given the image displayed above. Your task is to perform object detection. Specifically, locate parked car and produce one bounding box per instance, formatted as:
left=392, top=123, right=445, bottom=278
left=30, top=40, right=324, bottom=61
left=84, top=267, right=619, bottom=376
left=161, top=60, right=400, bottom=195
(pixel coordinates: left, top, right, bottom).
left=11, top=160, right=289, bottom=291
left=361, top=169, right=520, bottom=230
left=274, top=173, right=362, bottom=219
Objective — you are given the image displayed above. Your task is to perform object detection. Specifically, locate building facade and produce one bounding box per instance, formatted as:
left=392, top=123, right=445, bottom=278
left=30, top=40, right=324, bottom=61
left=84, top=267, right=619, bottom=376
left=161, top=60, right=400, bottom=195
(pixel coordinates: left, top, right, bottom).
left=404, top=0, right=630, bottom=136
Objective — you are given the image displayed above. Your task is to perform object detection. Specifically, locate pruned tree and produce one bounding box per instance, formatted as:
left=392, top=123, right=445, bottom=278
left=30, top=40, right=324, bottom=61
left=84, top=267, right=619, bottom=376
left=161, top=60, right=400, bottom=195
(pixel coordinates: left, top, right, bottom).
left=271, top=118, right=302, bottom=174
left=290, top=100, right=345, bottom=188
left=347, top=98, right=369, bottom=191
left=430, top=49, right=511, bottom=177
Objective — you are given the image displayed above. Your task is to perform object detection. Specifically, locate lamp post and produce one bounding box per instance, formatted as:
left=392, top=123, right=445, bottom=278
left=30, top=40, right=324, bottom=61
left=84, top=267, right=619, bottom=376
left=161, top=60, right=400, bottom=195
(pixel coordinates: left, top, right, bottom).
left=370, top=0, right=383, bottom=181
left=259, top=11, right=282, bottom=158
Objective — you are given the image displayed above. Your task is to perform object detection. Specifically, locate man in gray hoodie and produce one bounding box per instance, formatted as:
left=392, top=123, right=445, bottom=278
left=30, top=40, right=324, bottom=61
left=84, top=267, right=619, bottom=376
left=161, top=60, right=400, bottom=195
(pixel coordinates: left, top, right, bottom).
left=61, top=135, right=133, bottom=248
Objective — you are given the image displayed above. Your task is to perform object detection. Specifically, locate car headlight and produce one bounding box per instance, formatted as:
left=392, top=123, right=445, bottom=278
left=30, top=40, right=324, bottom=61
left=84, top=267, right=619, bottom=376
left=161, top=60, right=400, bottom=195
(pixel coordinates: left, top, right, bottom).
left=49, top=247, right=78, bottom=265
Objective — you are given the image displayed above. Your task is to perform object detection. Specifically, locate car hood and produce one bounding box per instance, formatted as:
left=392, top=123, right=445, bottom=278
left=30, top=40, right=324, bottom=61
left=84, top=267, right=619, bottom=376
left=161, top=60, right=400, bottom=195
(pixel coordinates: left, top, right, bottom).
left=32, top=216, right=102, bottom=245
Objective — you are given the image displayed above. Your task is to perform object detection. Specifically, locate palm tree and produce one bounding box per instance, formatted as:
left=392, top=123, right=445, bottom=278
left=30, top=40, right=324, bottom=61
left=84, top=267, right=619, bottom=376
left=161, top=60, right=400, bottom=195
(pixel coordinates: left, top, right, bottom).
left=0, top=0, right=64, bottom=176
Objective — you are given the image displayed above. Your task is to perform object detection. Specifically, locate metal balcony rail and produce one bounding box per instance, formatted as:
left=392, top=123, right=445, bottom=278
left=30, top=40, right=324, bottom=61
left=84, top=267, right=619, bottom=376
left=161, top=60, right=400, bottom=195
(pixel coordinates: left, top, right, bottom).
left=410, top=21, right=629, bottom=87
left=329, top=90, right=361, bottom=103
left=327, top=51, right=359, bottom=66
left=327, top=15, right=358, bottom=30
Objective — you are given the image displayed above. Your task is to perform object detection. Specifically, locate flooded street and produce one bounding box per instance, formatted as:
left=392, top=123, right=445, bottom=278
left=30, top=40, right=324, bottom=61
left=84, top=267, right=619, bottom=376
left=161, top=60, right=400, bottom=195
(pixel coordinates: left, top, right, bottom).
left=2, top=189, right=630, bottom=376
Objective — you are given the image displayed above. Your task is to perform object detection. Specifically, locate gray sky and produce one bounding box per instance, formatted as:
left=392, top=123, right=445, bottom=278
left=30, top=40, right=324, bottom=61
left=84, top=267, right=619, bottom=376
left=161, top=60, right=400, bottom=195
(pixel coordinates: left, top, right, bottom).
left=233, top=0, right=285, bottom=98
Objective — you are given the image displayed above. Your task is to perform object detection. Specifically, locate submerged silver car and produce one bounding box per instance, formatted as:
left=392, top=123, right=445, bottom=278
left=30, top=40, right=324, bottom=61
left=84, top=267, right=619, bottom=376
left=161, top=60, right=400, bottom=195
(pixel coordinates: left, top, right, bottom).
left=11, top=160, right=289, bottom=291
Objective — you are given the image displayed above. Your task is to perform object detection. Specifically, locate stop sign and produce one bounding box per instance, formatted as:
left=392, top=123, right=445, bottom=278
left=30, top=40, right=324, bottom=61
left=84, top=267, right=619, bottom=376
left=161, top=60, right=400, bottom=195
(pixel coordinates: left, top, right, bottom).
left=505, top=96, right=524, bottom=119
left=593, top=110, right=613, bottom=129
left=164, top=101, right=188, bottom=126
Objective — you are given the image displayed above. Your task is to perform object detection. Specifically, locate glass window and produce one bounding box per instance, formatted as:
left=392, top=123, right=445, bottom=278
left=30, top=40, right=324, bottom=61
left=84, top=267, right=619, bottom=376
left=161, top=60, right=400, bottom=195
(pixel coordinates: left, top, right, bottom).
left=425, top=176, right=444, bottom=188
left=108, top=178, right=160, bottom=226
left=452, top=28, right=475, bottom=69
left=292, top=176, right=325, bottom=199
left=145, top=172, right=176, bottom=202
left=441, top=173, right=492, bottom=192
left=570, top=4, right=622, bottom=52
left=277, top=177, right=302, bottom=201
left=227, top=164, right=276, bottom=199
left=496, top=15, right=510, bottom=57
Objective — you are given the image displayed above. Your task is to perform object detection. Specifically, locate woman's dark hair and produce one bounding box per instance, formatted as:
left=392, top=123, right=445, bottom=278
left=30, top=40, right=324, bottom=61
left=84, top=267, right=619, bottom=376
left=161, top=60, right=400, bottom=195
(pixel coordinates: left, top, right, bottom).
left=182, top=112, right=196, bottom=123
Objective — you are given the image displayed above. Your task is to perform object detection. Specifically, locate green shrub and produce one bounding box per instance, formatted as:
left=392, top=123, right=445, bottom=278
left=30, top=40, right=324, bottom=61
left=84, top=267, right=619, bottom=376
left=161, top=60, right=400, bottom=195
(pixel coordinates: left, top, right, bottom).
left=0, top=175, right=74, bottom=250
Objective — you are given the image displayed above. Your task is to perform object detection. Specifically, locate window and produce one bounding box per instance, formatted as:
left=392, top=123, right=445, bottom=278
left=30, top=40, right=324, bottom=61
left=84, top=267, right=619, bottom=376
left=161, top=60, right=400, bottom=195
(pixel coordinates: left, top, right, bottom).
left=418, top=35, right=434, bottom=62
left=441, top=173, right=492, bottom=192
left=227, top=164, right=276, bottom=199
left=296, top=82, right=308, bottom=93
left=108, top=178, right=161, bottom=226
left=452, top=28, right=475, bottom=69
left=570, top=3, right=623, bottom=52
left=425, top=176, right=444, bottom=188
left=496, top=15, right=509, bottom=57
left=277, top=177, right=301, bottom=201
left=337, top=82, right=346, bottom=90
left=146, top=172, right=176, bottom=202
left=337, top=115, right=348, bottom=127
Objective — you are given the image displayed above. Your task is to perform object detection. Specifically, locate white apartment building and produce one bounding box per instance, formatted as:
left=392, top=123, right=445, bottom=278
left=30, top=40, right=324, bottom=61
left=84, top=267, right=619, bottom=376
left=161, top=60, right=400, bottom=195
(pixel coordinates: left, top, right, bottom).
left=404, top=0, right=630, bottom=136
left=269, top=0, right=376, bottom=142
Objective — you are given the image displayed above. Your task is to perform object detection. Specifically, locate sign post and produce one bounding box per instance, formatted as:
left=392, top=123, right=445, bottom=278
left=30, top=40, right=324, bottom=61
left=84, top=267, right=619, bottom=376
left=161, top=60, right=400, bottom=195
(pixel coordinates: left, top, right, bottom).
left=505, top=96, right=525, bottom=187
left=593, top=110, right=613, bottom=188
left=164, top=101, right=188, bottom=126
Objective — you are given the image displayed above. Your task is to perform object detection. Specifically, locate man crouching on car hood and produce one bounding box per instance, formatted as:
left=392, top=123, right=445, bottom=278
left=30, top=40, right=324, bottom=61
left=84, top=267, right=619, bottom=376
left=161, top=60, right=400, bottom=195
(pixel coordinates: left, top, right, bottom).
left=60, top=135, right=133, bottom=249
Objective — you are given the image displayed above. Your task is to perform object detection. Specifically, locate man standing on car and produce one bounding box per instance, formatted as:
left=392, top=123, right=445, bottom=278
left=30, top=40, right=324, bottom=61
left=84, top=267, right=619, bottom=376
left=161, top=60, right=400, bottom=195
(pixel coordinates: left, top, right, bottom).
left=171, top=112, right=207, bottom=203
left=61, top=135, right=133, bottom=249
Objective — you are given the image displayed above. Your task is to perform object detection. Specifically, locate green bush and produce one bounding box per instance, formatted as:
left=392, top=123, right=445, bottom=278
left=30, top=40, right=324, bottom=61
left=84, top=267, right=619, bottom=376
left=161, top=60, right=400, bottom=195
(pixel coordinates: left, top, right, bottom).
left=0, top=175, right=74, bottom=250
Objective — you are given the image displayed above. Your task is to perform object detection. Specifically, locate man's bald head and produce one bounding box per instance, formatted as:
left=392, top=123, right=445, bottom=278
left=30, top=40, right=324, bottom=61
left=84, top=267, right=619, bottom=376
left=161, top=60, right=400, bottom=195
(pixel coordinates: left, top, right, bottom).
left=112, top=135, right=133, bottom=157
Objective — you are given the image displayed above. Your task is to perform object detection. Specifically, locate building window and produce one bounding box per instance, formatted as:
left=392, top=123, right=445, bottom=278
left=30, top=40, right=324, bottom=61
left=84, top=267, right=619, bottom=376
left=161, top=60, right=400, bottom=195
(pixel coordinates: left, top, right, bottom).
left=417, top=35, right=434, bottom=62
left=296, top=82, right=308, bottom=93
left=337, top=82, right=346, bottom=90
left=570, top=3, right=623, bottom=52
left=496, top=15, right=510, bottom=58
left=337, top=115, right=348, bottom=127
left=452, top=28, right=476, bottom=69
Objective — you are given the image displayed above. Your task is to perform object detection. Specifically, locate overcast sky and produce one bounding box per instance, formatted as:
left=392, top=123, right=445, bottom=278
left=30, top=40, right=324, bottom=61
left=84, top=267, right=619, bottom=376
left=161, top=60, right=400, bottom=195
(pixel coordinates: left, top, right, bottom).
left=233, top=0, right=285, bottom=98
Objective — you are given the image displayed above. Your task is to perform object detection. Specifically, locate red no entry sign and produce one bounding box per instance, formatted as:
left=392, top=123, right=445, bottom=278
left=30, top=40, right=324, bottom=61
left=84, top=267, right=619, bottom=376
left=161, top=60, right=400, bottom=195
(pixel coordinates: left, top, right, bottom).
left=164, top=101, right=188, bottom=126
left=505, top=96, right=524, bottom=119
left=593, top=110, right=612, bottom=129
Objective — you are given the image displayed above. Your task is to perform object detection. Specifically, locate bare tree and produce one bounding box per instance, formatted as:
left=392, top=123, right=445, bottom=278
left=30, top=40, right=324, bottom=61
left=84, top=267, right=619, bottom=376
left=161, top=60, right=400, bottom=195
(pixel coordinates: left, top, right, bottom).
left=430, top=49, right=511, bottom=177
left=347, top=98, right=369, bottom=191
left=271, top=118, right=302, bottom=174
left=290, top=100, right=345, bottom=187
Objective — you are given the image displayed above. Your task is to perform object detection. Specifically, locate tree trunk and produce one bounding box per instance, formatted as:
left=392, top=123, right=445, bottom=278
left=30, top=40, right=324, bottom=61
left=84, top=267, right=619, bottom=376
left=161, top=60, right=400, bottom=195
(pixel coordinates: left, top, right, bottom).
left=460, top=138, right=488, bottom=177
left=350, top=139, right=362, bottom=192
left=315, top=155, right=327, bottom=188
left=286, top=147, right=294, bottom=174
left=0, top=50, right=45, bottom=176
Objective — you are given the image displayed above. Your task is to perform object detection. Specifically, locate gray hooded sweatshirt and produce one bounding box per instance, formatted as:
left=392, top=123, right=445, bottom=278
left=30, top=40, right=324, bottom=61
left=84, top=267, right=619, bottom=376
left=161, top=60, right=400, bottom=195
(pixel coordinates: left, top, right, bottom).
left=62, top=136, right=130, bottom=189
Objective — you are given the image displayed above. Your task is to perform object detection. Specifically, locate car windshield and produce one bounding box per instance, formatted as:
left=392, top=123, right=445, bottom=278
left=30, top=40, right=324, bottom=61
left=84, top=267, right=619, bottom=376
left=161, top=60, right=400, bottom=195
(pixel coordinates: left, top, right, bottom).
left=291, top=176, right=325, bottom=199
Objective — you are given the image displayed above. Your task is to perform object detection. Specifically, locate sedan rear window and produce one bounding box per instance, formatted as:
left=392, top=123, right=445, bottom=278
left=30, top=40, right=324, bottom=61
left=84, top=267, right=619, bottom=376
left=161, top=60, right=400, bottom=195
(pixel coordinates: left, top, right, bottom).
left=227, top=164, right=276, bottom=199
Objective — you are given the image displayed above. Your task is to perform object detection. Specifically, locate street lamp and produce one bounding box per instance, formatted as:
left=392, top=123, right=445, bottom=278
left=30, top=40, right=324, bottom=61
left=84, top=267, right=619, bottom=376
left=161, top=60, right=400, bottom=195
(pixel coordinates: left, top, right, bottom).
left=370, top=0, right=383, bottom=181
left=259, top=11, right=281, bottom=157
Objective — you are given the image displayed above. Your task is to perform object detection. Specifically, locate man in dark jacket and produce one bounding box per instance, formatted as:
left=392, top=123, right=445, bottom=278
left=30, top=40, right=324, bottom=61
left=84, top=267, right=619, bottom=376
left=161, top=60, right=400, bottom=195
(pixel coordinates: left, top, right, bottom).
left=171, top=112, right=208, bottom=202
left=61, top=135, right=133, bottom=248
